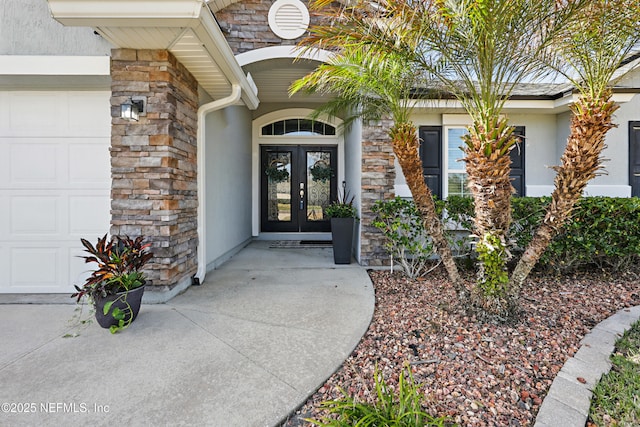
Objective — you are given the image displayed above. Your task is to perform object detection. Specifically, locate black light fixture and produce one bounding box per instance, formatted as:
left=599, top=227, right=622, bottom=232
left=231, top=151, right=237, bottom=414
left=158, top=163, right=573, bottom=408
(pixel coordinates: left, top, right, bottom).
left=120, top=97, right=145, bottom=121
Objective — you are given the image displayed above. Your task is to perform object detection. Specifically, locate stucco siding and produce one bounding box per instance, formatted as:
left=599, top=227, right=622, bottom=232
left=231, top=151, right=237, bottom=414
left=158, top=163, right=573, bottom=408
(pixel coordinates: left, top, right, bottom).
left=205, top=105, right=253, bottom=269
left=0, top=0, right=112, bottom=55
left=508, top=114, right=558, bottom=188
left=599, top=93, right=639, bottom=186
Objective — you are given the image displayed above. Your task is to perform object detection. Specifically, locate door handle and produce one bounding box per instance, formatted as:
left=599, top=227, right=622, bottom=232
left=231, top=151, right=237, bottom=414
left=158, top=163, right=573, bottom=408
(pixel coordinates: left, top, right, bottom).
left=634, top=173, right=640, bottom=177
left=299, top=183, right=304, bottom=210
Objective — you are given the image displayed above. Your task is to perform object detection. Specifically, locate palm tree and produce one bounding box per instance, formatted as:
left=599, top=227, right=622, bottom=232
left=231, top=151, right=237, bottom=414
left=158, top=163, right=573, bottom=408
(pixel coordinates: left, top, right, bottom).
left=310, top=0, right=581, bottom=319
left=511, top=0, right=640, bottom=292
left=290, top=25, right=467, bottom=299
left=416, top=0, right=570, bottom=318
left=297, top=0, right=620, bottom=322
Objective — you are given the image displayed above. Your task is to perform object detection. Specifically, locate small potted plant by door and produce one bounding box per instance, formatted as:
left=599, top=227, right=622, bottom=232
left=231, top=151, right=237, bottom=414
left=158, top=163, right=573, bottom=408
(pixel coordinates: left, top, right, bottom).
left=72, top=234, right=152, bottom=333
left=325, top=187, right=358, bottom=264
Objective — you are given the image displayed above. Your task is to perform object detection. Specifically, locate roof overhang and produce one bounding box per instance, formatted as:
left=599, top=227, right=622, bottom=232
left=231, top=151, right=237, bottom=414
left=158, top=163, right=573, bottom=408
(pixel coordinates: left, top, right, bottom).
left=47, top=0, right=259, bottom=109
left=408, top=91, right=637, bottom=114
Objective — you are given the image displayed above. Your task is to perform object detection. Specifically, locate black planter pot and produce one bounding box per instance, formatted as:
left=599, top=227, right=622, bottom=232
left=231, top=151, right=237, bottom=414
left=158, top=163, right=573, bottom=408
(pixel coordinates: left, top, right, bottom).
left=94, top=285, right=145, bottom=329
left=330, top=217, right=356, bottom=264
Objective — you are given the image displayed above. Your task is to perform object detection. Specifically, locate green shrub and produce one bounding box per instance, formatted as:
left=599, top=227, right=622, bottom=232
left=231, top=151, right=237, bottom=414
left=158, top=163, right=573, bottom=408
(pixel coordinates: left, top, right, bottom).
left=373, top=196, right=640, bottom=274
left=372, top=197, right=437, bottom=278
left=510, top=197, right=549, bottom=250
left=442, top=195, right=474, bottom=231
left=308, top=365, right=450, bottom=427
left=542, top=197, right=640, bottom=272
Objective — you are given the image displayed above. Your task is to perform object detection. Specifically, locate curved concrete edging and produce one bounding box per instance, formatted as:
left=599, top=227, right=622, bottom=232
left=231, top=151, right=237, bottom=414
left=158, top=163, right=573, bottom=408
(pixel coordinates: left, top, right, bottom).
left=534, top=305, right=640, bottom=427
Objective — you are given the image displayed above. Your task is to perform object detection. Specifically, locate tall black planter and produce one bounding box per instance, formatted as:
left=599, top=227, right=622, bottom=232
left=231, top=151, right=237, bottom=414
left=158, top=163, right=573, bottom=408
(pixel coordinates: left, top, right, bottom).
left=94, top=285, right=145, bottom=329
left=330, top=217, right=355, bottom=264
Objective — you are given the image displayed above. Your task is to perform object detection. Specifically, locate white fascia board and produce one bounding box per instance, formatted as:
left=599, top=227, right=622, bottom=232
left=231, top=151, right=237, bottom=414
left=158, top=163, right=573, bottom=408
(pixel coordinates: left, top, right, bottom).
left=0, top=56, right=110, bottom=76
left=411, top=98, right=557, bottom=111
left=554, top=92, right=635, bottom=109
left=415, top=94, right=633, bottom=113
left=612, top=93, right=636, bottom=103
left=48, top=0, right=203, bottom=26
left=235, top=45, right=330, bottom=67
left=611, top=56, right=640, bottom=83
left=193, top=8, right=259, bottom=109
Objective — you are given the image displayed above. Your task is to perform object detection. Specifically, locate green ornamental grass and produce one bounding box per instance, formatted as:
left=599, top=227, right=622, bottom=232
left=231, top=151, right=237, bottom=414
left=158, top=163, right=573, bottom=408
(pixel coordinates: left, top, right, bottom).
left=308, top=365, right=451, bottom=427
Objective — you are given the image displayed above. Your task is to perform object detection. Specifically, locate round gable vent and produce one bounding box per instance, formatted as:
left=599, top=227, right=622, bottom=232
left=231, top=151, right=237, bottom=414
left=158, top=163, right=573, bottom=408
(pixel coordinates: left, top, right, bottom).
left=268, top=0, right=310, bottom=40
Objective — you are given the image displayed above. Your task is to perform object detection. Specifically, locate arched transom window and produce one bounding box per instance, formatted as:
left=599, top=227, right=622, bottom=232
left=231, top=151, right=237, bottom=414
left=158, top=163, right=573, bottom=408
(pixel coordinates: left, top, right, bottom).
left=261, top=119, right=336, bottom=136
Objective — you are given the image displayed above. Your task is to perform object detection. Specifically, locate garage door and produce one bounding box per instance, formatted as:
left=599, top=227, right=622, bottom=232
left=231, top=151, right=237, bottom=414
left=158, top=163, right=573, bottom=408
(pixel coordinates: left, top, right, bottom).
left=0, top=91, right=111, bottom=294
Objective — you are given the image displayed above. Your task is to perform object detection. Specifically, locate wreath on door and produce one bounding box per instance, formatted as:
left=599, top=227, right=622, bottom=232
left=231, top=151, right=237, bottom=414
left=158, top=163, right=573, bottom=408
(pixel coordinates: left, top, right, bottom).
left=310, top=160, right=333, bottom=183
left=265, top=160, right=290, bottom=183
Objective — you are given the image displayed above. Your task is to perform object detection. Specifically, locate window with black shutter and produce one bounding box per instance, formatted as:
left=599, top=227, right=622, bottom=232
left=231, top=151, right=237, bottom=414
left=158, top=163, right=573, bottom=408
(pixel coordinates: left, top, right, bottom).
left=418, top=125, right=525, bottom=198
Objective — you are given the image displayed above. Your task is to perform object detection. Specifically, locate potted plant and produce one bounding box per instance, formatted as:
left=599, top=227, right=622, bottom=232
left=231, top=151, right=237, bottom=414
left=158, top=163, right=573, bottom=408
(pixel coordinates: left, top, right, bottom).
left=72, top=234, right=152, bottom=333
left=325, top=185, right=358, bottom=264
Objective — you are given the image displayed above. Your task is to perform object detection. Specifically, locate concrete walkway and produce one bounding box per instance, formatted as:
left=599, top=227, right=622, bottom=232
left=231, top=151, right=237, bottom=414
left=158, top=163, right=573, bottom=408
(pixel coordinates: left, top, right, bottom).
left=0, top=241, right=375, bottom=427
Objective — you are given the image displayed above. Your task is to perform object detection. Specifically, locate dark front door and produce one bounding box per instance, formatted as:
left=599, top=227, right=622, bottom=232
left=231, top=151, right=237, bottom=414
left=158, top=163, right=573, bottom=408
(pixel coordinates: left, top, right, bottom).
left=260, top=145, right=337, bottom=232
left=630, top=122, right=640, bottom=197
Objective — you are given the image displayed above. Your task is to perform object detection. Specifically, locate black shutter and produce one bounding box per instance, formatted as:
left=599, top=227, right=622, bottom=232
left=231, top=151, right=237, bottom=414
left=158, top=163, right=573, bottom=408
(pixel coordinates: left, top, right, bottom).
left=419, top=126, right=443, bottom=199
left=510, top=126, right=526, bottom=197
left=630, top=122, right=640, bottom=197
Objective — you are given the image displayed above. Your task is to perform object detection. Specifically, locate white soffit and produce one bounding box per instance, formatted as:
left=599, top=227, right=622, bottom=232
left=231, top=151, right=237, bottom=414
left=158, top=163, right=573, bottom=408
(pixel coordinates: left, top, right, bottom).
left=96, top=27, right=185, bottom=49
left=171, top=29, right=232, bottom=100
left=47, top=0, right=258, bottom=108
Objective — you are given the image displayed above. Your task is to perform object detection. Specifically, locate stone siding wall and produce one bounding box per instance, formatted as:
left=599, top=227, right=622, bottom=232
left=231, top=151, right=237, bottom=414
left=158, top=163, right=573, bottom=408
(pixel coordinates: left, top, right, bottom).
left=359, top=120, right=396, bottom=266
left=110, top=49, right=199, bottom=290
left=216, top=0, right=319, bottom=54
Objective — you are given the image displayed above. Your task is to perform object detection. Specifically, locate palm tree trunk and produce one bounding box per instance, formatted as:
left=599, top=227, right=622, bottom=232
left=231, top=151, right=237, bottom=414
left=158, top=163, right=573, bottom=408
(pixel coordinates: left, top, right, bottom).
left=463, top=118, right=516, bottom=318
left=390, top=122, right=467, bottom=300
left=510, top=94, right=618, bottom=293
left=464, top=119, right=515, bottom=246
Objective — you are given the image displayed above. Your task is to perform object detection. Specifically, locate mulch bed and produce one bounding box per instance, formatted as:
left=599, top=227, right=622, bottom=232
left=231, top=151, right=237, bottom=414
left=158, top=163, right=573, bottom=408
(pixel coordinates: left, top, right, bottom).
left=282, top=267, right=640, bottom=426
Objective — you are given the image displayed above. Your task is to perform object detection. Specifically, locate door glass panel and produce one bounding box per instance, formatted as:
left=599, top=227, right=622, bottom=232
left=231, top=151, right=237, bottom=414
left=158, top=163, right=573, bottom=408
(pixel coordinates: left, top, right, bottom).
left=307, top=151, right=332, bottom=221
left=265, top=152, right=291, bottom=222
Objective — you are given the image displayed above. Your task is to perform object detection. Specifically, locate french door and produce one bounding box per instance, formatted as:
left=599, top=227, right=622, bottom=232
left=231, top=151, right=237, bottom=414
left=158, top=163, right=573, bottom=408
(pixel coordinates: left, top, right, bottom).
left=260, top=145, right=337, bottom=232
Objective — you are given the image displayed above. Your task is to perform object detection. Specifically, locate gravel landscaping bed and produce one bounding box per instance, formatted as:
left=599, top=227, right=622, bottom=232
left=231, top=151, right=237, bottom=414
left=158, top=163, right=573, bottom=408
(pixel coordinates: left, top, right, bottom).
left=282, top=268, right=640, bottom=426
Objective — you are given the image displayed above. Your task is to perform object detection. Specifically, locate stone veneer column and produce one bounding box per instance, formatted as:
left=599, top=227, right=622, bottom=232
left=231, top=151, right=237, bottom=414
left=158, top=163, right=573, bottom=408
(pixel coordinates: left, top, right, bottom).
left=359, top=120, right=396, bottom=266
left=110, top=49, right=199, bottom=291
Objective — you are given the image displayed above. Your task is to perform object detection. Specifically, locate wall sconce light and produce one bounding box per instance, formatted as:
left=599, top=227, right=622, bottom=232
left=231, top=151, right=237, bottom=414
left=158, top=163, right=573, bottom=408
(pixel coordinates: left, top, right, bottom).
left=120, top=97, right=145, bottom=121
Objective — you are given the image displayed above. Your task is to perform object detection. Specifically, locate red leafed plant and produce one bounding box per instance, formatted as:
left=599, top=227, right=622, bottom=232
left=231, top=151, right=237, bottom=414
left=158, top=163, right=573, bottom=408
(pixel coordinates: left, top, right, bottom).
left=72, top=234, right=152, bottom=303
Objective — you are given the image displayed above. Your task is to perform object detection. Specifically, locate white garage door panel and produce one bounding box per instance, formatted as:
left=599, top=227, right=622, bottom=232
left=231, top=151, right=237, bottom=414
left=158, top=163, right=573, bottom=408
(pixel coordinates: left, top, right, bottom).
left=9, top=143, right=60, bottom=185
left=0, top=90, right=111, bottom=294
left=69, top=142, right=112, bottom=184
left=69, top=193, right=111, bottom=235
left=7, top=93, right=65, bottom=135
left=67, top=92, right=112, bottom=135
left=10, top=196, right=61, bottom=235
left=10, top=247, right=64, bottom=291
